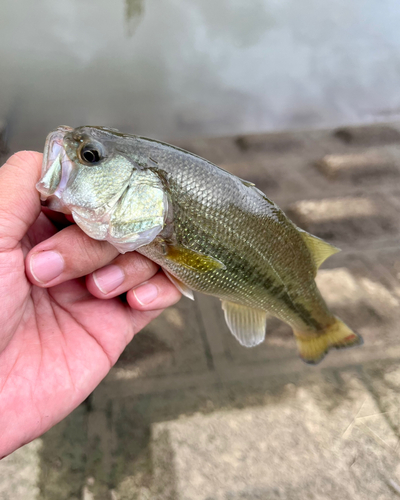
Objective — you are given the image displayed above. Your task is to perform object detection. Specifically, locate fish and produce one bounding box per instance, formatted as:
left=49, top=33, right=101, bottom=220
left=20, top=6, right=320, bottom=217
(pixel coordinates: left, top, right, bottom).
left=37, top=125, right=363, bottom=364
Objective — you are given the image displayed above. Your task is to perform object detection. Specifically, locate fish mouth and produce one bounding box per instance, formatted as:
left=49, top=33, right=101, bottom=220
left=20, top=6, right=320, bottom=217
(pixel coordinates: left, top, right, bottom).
left=36, top=126, right=74, bottom=213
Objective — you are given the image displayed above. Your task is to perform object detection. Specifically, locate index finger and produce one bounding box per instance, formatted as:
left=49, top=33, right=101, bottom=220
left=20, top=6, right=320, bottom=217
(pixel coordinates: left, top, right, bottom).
left=0, top=151, right=43, bottom=250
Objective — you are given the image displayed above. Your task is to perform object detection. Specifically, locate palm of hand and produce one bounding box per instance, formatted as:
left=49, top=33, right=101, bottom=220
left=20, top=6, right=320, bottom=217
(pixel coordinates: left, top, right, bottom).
left=0, top=213, right=136, bottom=455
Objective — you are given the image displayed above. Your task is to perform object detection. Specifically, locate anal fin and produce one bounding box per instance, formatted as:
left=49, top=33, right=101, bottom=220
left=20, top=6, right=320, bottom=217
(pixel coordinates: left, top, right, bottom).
left=221, top=300, right=267, bottom=347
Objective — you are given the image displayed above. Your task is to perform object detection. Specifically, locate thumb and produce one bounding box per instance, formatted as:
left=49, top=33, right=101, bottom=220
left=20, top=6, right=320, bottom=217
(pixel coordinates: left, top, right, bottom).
left=0, top=151, right=43, bottom=250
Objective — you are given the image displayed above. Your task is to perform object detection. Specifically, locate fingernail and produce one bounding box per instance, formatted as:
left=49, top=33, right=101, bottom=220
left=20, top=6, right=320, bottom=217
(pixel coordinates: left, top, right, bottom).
left=30, top=251, right=64, bottom=283
left=93, top=265, right=125, bottom=294
left=133, top=282, right=158, bottom=305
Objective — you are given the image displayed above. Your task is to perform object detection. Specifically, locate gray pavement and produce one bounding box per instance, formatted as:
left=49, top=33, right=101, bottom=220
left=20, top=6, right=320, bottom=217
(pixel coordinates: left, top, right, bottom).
left=1, top=122, right=400, bottom=499
left=151, top=370, right=400, bottom=500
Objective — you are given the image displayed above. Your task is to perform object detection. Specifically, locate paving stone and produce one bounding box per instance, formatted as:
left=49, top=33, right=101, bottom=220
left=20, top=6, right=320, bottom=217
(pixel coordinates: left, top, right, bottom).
left=287, top=194, right=400, bottom=244
left=112, top=297, right=211, bottom=380
left=0, top=440, right=41, bottom=500
left=333, top=124, right=400, bottom=146
left=233, top=132, right=303, bottom=154
left=374, top=249, right=400, bottom=292
left=36, top=403, right=88, bottom=500
left=360, top=362, right=400, bottom=448
left=151, top=372, right=400, bottom=500
left=315, top=151, right=400, bottom=180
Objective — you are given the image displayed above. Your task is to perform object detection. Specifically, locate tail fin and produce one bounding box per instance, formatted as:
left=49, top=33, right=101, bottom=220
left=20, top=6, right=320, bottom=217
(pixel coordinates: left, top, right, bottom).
left=294, top=317, right=363, bottom=365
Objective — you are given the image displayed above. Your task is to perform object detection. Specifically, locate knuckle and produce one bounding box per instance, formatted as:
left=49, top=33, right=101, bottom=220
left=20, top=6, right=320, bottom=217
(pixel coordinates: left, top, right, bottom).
left=73, top=232, right=114, bottom=271
left=124, top=253, right=157, bottom=277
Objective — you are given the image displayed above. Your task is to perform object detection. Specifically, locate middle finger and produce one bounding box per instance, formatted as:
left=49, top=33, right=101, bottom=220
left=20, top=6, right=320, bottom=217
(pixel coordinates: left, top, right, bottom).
left=86, top=251, right=160, bottom=299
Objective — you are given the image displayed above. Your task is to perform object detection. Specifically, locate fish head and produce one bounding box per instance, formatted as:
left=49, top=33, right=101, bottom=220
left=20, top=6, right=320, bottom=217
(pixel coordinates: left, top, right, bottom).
left=37, top=126, right=167, bottom=253
left=37, top=125, right=133, bottom=213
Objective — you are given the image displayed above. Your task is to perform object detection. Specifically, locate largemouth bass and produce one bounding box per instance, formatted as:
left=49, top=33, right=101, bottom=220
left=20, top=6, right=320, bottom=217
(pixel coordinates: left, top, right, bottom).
left=37, top=126, right=363, bottom=364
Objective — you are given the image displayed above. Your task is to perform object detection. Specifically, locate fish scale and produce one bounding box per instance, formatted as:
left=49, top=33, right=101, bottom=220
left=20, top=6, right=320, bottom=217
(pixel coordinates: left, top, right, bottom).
left=142, top=154, right=325, bottom=323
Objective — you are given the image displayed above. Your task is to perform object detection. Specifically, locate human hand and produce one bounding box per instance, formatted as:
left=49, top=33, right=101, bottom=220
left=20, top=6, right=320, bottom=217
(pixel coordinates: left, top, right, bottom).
left=0, top=152, right=181, bottom=458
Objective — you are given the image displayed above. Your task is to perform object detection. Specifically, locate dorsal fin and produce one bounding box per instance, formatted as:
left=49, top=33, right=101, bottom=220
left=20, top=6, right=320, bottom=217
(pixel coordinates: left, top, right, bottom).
left=297, top=229, right=340, bottom=274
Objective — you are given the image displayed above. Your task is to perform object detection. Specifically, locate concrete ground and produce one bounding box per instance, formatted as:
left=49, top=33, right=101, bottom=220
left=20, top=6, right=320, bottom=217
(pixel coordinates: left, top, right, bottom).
left=1, top=122, right=400, bottom=499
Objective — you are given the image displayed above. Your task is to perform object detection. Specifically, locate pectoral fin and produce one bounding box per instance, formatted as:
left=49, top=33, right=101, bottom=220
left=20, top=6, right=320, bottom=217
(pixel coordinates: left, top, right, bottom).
left=165, top=244, right=226, bottom=272
left=221, top=300, right=267, bottom=347
left=163, top=270, right=194, bottom=300
left=298, top=229, right=340, bottom=274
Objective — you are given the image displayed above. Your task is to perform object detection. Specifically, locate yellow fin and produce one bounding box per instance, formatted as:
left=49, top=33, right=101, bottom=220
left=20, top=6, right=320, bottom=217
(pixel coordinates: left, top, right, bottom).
left=294, top=317, right=363, bottom=365
left=298, top=229, right=340, bottom=274
left=165, top=244, right=226, bottom=272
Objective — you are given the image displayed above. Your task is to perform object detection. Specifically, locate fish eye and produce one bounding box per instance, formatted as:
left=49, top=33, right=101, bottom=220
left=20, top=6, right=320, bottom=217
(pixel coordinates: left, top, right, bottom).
left=79, top=143, right=104, bottom=165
